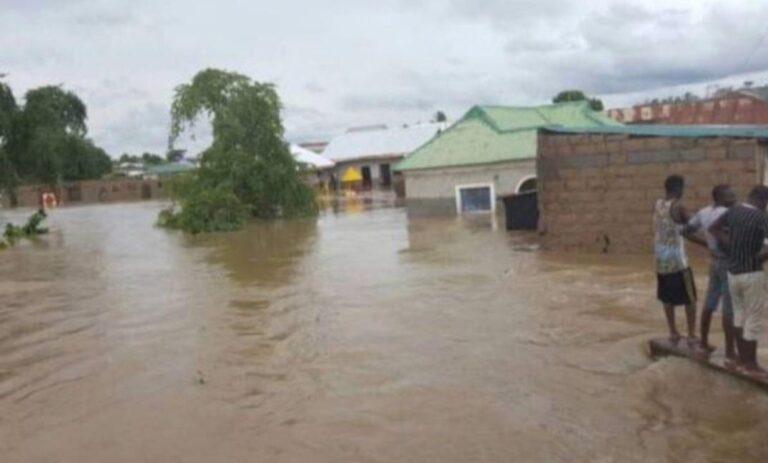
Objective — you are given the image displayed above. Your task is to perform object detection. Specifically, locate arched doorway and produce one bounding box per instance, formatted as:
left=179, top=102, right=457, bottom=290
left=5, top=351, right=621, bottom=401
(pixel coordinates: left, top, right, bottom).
left=516, top=176, right=537, bottom=193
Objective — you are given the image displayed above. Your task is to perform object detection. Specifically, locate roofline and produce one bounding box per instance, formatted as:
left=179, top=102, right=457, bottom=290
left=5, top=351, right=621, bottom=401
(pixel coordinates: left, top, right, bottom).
left=330, top=153, right=406, bottom=163
left=396, top=156, right=535, bottom=172
left=539, top=124, right=768, bottom=139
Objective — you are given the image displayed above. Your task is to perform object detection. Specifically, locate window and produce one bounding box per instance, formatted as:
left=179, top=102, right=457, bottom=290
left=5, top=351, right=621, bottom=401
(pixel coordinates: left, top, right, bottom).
left=455, top=183, right=495, bottom=213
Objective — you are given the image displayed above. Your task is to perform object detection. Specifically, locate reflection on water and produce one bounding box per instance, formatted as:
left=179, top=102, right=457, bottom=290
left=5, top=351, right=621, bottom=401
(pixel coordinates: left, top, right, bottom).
left=1, top=201, right=768, bottom=462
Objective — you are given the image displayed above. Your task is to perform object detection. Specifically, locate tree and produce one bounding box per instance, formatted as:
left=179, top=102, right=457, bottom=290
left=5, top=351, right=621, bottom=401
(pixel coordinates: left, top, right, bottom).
left=158, top=68, right=317, bottom=234
left=0, top=82, right=111, bottom=197
left=552, top=90, right=604, bottom=111
left=434, top=110, right=447, bottom=122
left=165, top=148, right=185, bottom=163
left=141, top=152, right=165, bottom=165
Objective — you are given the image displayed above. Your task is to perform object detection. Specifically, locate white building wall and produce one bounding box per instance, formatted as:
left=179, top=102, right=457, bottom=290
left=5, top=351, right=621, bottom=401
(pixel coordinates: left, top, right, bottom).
left=403, top=159, right=535, bottom=199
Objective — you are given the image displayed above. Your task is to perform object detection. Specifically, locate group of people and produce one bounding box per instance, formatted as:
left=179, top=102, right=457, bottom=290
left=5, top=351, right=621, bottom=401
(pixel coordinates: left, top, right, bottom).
left=654, top=174, right=768, bottom=378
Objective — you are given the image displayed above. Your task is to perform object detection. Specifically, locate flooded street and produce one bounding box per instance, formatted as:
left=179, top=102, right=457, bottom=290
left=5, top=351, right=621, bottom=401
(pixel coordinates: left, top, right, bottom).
left=2, top=201, right=768, bottom=462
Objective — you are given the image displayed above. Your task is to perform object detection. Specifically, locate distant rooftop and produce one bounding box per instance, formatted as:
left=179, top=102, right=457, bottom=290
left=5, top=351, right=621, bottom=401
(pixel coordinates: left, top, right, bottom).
left=322, top=122, right=447, bottom=162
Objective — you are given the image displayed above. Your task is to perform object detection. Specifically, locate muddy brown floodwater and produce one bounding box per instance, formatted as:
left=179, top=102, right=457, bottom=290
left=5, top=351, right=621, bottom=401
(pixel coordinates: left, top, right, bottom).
left=2, top=201, right=768, bottom=462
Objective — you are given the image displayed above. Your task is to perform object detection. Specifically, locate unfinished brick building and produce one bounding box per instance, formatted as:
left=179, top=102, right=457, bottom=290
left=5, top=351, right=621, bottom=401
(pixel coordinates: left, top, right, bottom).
left=536, top=126, right=768, bottom=253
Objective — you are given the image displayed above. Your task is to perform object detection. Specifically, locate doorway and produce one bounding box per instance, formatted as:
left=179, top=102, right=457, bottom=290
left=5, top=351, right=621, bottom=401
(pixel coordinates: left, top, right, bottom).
left=361, top=165, right=372, bottom=190
left=380, top=163, right=392, bottom=187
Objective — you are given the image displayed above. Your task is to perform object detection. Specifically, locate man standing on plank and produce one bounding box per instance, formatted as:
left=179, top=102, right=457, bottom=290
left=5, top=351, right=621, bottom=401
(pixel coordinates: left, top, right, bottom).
left=685, top=184, right=737, bottom=357
left=710, top=185, right=768, bottom=377
left=654, top=175, right=698, bottom=345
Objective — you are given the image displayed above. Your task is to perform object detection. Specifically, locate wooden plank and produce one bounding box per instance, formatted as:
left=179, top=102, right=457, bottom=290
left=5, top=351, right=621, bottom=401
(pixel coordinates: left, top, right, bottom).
left=648, top=337, right=768, bottom=391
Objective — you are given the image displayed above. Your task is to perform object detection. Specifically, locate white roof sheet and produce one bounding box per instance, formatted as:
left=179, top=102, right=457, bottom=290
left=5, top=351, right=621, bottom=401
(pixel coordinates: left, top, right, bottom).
left=321, top=122, right=445, bottom=162
left=290, top=144, right=335, bottom=169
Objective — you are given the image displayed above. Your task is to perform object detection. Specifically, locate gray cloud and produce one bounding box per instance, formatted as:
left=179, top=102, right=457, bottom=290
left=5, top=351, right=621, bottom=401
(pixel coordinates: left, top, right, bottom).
left=3, top=0, right=768, bottom=156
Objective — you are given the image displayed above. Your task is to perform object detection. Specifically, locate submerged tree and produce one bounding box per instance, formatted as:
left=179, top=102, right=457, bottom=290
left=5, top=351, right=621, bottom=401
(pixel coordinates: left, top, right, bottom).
left=159, top=68, right=317, bottom=234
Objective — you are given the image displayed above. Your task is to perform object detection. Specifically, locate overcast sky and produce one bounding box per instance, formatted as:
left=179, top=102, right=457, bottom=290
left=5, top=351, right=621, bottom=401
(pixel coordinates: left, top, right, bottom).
left=3, top=0, right=768, bottom=157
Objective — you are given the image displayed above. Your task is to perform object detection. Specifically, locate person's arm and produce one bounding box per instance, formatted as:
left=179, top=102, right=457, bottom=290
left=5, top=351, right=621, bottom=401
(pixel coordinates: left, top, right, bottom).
left=682, top=211, right=707, bottom=248
left=671, top=201, right=693, bottom=224
left=760, top=218, right=768, bottom=263
left=709, top=211, right=730, bottom=251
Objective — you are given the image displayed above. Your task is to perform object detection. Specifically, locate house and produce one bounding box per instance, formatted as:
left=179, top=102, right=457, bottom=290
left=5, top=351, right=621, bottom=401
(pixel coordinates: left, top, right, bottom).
left=145, top=162, right=196, bottom=179
left=321, top=122, right=446, bottom=191
left=395, top=101, right=619, bottom=216
left=607, top=84, right=768, bottom=125
left=536, top=125, right=768, bottom=253
left=290, top=144, right=334, bottom=188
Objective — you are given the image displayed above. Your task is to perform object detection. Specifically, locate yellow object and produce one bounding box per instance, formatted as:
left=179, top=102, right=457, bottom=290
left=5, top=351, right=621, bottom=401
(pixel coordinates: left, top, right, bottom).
left=341, top=167, right=362, bottom=183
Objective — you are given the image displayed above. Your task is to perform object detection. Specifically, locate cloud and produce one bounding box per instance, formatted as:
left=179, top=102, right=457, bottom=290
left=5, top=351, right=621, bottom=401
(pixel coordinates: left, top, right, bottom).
left=3, top=0, right=768, bottom=156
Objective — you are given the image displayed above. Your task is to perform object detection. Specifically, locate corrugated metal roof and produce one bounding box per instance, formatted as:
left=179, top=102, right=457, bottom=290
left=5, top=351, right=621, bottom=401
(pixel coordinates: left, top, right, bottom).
left=146, top=162, right=196, bottom=176
left=322, top=122, right=446, bottom=162
left=396, top=101, right=619, bottom=171
left=290, top=144, right=334, bottom=169
left=540, top=124, right=768, bottom=138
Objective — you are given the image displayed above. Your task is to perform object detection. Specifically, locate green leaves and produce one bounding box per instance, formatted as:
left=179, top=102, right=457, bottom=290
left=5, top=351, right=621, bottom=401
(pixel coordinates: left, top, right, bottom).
left=160, top=68, right=317, bottom=233
left=0, top=82, right=111, bottom=195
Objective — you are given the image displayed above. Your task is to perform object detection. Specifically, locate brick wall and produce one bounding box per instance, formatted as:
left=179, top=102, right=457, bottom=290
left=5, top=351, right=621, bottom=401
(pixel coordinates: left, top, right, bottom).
left=537, top=133, right=766, bottom=253
left=3, top=178, right=169, bottom=208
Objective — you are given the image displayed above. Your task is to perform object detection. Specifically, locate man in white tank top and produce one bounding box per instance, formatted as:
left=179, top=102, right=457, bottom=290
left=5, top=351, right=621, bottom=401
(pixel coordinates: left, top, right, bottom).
left=654, top=175, right=698, bottom=345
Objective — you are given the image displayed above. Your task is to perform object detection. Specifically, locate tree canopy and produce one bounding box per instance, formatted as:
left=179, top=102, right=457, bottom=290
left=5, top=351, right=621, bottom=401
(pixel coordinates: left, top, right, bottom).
left=552, top=90, right=604, bottom=111
left=159, top=68, right=316, bottom=234
left=0, top=81, right=111, bottom=201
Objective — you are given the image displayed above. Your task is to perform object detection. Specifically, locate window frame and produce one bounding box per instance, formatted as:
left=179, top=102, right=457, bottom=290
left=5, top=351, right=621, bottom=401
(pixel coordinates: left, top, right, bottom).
left=454, top=182, right=496, bottom=214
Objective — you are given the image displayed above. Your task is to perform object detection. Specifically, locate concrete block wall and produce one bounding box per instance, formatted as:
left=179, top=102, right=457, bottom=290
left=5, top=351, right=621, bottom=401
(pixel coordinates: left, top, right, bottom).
left=537, top=133, right=766, bottom=253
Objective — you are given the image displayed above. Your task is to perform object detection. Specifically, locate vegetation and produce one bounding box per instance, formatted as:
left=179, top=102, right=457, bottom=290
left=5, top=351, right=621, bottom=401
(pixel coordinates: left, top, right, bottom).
left=433, top=110, right=447, bottom=122
left=0, top=79, right=111, bottom=204
left=158, top=68, right=317, bottom=234
left=1, top=209, right=48, bottom=249
left=118, top=152, right=166, bottom=165
left=552, top=90, right=604, bottom=111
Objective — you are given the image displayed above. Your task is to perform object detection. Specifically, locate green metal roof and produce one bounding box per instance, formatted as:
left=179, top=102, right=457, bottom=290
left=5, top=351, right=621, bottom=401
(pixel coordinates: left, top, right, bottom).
left=395, top=101, right=620, bottom=171
left=540, top=124, right=768, bottom=138
left=146, top=162, right=196, bottom=176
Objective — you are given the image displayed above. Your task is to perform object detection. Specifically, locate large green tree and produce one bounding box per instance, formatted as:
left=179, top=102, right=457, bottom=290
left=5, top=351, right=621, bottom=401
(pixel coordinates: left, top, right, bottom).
left=159, top=68, right=316, bottom=234
left=0, top=81, right=111, bottom=200
left=552, top=90, right=604, bottom=111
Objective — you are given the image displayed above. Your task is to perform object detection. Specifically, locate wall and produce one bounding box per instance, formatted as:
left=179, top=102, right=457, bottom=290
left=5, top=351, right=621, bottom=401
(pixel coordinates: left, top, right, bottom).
left=3, top=178, right=169, bottom=208
left=401, top=159, right=535, bottom=216
left=607, top=93, right=768, bottom=125
left=403, top=159, right=535, bottom=199
left=537, top=133, right=766, bottom=253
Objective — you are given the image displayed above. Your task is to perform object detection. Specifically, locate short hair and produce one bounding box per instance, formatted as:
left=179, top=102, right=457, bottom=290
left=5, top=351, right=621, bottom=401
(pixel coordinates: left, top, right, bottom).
left=664, top=175, right=684, bottom=194
left=748, top=185, right=768, bottom=203
left=712, top=184, right=731, bottom=202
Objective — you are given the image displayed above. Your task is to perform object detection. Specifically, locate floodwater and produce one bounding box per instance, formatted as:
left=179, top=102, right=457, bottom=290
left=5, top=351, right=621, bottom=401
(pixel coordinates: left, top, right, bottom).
left=1, top=201, right=768, bottom=463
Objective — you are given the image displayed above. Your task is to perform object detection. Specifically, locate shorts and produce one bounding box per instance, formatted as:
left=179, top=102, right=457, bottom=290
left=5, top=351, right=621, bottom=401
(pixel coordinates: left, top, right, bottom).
left=704, top=259, right=733, bottom=317
left=657, top=268, right=697, bottom=306
left=728, top=271, right=766, bottom=342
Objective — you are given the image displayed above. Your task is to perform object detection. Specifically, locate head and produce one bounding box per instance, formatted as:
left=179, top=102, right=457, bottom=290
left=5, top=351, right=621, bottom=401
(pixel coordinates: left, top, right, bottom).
left=712, top=184, right=736, bottom=208
left=748, top=185, right=768, bottom=210
left=664, top=175, right=685, bottom=199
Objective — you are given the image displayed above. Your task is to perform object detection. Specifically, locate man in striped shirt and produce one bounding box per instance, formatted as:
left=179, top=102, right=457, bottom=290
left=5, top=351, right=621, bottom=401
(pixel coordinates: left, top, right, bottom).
left=710, top=185, right=768, bottom=376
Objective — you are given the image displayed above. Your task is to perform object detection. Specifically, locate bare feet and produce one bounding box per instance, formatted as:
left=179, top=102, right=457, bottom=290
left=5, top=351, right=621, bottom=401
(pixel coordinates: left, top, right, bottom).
left=742, top=365, right=768, bottom=381
left=724, top=357, right=741, bottom=371
left=699, top=341, right=716, bottom=353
